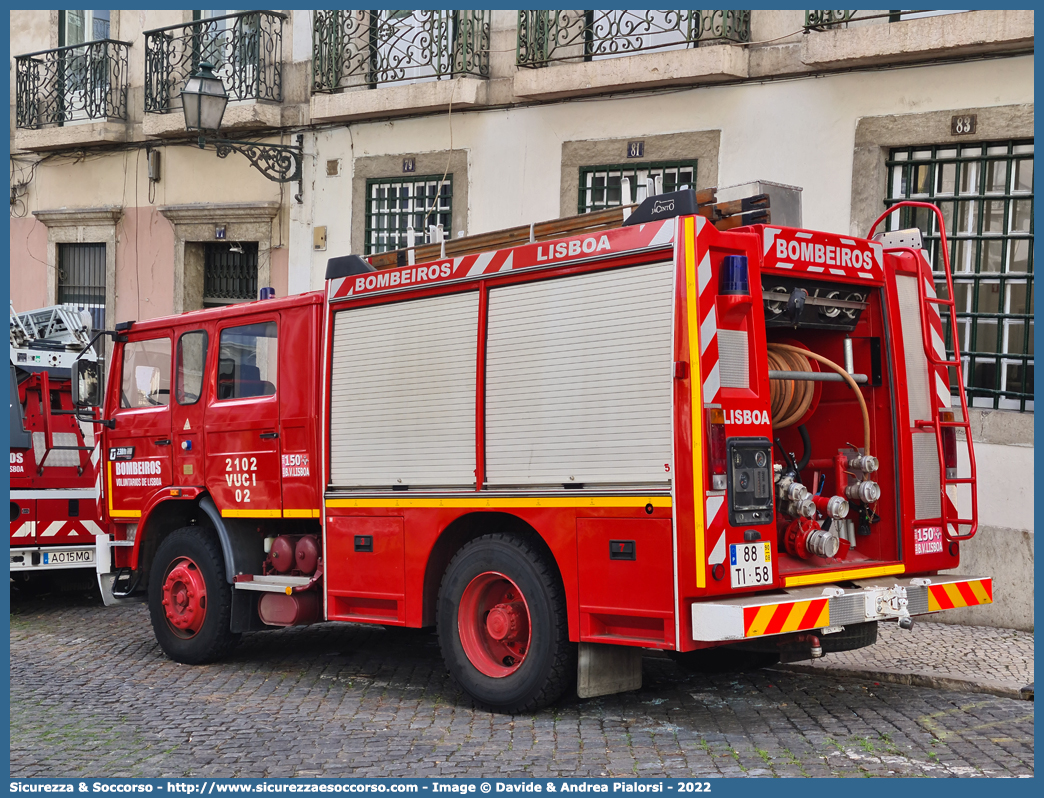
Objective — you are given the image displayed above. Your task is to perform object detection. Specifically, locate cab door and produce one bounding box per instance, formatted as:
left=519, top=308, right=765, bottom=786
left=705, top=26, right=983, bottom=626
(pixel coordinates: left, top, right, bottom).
left=204, top=317, right=282, bottom=516
left=170, top=329, right=210, bottom=486
left=106, top=336, right=174, bottom=520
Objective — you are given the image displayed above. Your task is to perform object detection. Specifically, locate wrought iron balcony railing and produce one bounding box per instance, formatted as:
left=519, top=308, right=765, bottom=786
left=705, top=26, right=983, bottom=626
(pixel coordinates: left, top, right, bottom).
left=15, top=39, right=130, bottom=129
left=805, top=10, right=953, bottom=29
left=516, top=10, right=751, bottom=68
left=312, top=10, right=491, bottom=92
left=144, top=11, right=285, bottom=114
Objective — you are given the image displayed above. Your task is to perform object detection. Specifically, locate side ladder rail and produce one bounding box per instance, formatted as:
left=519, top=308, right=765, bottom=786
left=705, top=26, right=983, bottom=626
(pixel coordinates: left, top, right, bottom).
left=868, top=201, right=978, bottom=541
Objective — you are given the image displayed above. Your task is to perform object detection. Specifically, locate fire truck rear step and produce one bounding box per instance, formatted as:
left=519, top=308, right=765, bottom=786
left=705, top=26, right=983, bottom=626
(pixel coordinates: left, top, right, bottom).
left=691, top=575, right=992, bottom=642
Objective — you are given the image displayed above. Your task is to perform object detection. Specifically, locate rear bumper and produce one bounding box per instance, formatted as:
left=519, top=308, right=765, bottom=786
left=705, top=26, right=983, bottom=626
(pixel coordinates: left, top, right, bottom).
left=691, top=575, right=992, bottom=642
left=10, top=545, right=95, bottom=571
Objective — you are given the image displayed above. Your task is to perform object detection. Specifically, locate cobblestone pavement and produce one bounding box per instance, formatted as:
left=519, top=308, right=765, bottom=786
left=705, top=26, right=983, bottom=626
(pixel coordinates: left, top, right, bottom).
left=10, top=589, right=1034, bottom=779
left=780, top=620, right=1034, bottom=699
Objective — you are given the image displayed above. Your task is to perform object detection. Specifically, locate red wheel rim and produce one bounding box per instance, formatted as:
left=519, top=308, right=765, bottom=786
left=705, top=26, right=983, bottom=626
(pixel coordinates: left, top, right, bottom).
left=457, top=571, right=532, bottom=678
left=161, top=556, right=207, bottom=638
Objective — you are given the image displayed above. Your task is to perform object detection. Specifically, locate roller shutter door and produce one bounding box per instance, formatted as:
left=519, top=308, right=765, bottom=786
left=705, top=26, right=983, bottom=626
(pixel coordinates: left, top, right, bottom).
left=329, top=291, right=478, bottom=488
left=485, top=260, right=674, bottom=487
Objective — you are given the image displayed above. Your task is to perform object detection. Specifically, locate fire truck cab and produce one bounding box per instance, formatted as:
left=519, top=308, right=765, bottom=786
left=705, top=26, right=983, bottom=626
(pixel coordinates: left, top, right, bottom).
left=87, top=191, right=991, bottom=713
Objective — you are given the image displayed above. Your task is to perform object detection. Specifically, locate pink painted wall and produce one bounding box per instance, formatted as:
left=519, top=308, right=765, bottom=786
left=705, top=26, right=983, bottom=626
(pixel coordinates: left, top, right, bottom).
left=9, top=216, right=50, bottom=312
left=114, top=207, right=176, bottom=323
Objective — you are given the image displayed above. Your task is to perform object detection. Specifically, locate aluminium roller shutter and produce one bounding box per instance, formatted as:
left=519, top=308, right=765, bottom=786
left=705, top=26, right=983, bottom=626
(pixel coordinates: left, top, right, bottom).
left=329, top=291, right=478, bottom=488
left=485, top=260, right=674, bottom=487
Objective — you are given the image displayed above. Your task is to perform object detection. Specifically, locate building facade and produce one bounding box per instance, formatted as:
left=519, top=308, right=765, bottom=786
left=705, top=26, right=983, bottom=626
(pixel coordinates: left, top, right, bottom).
left=9, top=9, right=1034, bottom=627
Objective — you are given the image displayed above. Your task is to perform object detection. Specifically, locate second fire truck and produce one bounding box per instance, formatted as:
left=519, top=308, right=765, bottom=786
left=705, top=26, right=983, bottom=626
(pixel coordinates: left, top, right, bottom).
left=11, top=303, right=103, bottom=591
left=78, top=191, right=992, bottom=712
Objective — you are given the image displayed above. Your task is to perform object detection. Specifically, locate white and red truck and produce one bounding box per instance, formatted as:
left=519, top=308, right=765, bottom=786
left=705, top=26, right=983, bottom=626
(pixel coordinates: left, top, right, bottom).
left=78, top=191, right=992, bottom=712
left=10, top=303, right=104, bottom=591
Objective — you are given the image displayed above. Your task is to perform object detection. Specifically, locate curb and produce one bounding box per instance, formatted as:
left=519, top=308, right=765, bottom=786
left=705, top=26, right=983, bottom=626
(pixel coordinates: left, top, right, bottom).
left=774, top=663, right=1032, bottom=701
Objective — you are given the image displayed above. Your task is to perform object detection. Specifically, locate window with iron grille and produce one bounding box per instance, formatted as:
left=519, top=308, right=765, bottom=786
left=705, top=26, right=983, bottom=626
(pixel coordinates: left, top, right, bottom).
left=57, top=242, right=106, bottom=331
left=365, top=175, right=453, bottom=255
left=886, top=141, right=1033, bottom=411
left=203, top=242, right=259, bottom=307
left=578, top=160, right=697, bottom=214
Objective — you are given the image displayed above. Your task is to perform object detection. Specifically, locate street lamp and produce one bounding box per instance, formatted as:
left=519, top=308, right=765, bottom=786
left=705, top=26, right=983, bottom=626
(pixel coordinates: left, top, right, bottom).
left=181, top=60, right=303, bottom=199
left=182, top=60, right=228, bottom=140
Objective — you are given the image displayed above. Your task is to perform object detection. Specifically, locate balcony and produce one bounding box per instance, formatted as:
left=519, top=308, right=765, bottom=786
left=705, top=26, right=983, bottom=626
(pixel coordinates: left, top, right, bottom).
left=14, top=39, right=131, bottom=150
left=513, top=10, right=751, bottom=100
left=517, top=10, right=751, bottom=67
left=143, top=11, right=286, bottom=137
left=310, top=10, right=491, bottom=123
left=801, top=9, right=1034, bottom=68
left=805, top=10, right=955, bottom=28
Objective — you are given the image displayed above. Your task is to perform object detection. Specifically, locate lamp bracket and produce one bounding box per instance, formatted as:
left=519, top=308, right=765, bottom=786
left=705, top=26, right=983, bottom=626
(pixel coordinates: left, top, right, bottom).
left=199, top=134, right=305, bottom=202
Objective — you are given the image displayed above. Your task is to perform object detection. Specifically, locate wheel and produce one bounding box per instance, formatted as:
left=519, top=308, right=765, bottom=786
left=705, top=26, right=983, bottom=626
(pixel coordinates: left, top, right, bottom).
left=671, top=647, right=780, bottom=674
left=148, top=527, right=239, bottom=664
left=437, top=533, right=575, bottom=713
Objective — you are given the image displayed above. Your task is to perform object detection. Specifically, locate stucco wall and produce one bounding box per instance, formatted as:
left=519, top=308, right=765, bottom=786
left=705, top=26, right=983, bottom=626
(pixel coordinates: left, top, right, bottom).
left=938, top=412, right=1035, bottom=631
left=9, top=217, right=49, bottom=312
left=10, top=143, right=291, bottom=321
left=113, top=207, right=177, bottom=322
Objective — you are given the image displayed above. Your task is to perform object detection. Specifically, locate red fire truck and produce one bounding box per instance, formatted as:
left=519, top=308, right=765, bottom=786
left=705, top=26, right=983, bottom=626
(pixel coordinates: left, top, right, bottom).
left=11, top=304, right=104, bottom=591
left=78, top=192, right=992, bottom=712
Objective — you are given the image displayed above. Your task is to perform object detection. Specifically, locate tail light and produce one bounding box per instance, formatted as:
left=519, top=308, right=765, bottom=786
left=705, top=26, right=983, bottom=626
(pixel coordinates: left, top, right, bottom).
left=940, top=410, right=958, bottom=477
left=708, top=408, right=727, bottom=490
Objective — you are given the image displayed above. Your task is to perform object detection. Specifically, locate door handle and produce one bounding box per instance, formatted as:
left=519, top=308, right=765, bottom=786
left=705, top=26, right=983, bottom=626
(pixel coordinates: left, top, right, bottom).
left=155, top=439, right=171, bottom=446
left=259, top=432, right=279, bottom=439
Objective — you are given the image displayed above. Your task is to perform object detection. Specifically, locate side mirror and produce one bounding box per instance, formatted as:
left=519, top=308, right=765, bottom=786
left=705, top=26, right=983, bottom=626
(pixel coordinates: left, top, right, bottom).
left=73, top=360, right=102, bottom=408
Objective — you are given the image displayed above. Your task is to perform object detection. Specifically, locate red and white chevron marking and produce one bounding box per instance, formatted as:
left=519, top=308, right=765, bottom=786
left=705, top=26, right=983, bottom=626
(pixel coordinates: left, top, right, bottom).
left=916, top=251, right=954, bottom=411
left=693, top=216, right=722, bottom=405
left=10, top=520, right=34, bottom=539
left=10, top=520, right=103, bottom=539
left=328, top=219, right=676, bottom=301
left=914, top=250, right=963, bottom=528
left=705, top=494, right=728, bottom=566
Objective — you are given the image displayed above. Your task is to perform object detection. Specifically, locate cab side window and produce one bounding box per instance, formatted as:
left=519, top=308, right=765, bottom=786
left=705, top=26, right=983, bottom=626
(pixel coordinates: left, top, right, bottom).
left=217, top=322, right=277, bottom=400
left=120, top=338, right=172, bottom=408
left=176, top=330, right=209, bottom=405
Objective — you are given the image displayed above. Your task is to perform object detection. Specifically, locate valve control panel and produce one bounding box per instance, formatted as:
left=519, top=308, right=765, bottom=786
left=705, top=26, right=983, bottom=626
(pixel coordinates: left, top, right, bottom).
left=727, top=437, right=774, bottom=526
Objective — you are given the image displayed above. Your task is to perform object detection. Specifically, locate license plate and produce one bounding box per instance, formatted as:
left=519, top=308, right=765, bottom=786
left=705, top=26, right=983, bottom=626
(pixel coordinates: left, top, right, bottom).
left=729, top=542, right=772, bottom=588
left=43, top=549, right=95, bottom=566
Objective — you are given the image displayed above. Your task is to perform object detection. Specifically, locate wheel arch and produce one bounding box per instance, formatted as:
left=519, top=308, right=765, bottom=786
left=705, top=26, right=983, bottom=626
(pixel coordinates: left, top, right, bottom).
left=132, top=494, right=267, bottom=591
left=134, top=498, right=207, bottom=592
left=420, top=511, right=567, bottom=629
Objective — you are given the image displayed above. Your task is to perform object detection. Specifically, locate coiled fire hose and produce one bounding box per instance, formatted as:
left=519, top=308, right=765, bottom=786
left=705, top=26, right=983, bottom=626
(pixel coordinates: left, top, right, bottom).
left=766, top=343, right=871, bottom=454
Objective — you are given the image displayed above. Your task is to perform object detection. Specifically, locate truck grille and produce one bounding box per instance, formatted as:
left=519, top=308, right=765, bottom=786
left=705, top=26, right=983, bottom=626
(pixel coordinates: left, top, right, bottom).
left=911, top=433, right=942, bottom=519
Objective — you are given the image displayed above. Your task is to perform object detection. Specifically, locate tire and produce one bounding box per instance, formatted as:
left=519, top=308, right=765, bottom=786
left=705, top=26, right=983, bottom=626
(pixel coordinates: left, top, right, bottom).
left=671, top=647, right=780, bottom=674
left=820, top=620, right=877, bottom=654
left=437, top=533, right=575, bottom=713
left=148, top=526, right=239, bottom=664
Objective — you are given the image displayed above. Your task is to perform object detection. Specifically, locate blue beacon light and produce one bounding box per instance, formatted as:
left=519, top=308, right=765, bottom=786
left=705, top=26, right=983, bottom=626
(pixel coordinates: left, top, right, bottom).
left=720, top=255, right=750, bottom=295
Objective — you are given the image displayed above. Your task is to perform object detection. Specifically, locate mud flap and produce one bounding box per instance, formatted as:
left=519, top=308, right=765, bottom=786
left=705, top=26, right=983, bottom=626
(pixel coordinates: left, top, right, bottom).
left=231, top=589, right=266, bottom=633
left=577, top=642, right=643, bottom=699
